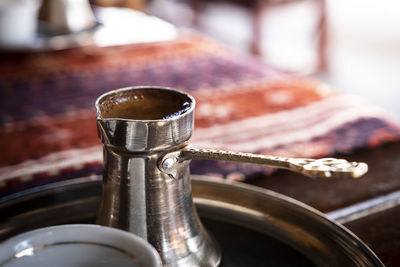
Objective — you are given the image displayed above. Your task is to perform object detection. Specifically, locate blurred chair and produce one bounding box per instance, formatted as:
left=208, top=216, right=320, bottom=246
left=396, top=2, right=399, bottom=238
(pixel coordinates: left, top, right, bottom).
left=191, top=0, right=327, bottom=72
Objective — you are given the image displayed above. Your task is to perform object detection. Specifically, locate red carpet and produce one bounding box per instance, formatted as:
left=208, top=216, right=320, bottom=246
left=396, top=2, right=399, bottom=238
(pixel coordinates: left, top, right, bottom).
left=1, top=31, right=399, bottom=195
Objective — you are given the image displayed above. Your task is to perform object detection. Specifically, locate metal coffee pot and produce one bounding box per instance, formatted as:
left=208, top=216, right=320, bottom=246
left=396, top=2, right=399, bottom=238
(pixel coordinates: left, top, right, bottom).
left=95, top=86, right=368, bottom=266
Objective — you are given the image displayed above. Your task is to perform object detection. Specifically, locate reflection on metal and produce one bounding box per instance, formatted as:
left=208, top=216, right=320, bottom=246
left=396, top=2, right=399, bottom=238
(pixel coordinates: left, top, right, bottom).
left=0, top=176, right=384, bottom=266
left=159, top=146, right=368, bottom=179
left=192, top=178, right=383, bottom=267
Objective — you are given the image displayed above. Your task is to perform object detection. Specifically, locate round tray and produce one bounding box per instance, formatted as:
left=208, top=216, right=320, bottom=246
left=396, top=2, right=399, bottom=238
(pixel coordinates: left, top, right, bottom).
left=0, top=176, right=382, bottom=266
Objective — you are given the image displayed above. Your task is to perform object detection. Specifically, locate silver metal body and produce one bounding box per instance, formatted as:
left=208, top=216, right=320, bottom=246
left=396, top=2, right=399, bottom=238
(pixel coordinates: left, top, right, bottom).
left=96, top=87, right=221, bottom=266
left=95, top=86, right=368, bottom=266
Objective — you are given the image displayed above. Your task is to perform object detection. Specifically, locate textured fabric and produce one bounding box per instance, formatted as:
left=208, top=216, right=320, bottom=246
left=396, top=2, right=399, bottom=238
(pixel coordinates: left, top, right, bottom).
left=1, top=31, right=399, bottom=196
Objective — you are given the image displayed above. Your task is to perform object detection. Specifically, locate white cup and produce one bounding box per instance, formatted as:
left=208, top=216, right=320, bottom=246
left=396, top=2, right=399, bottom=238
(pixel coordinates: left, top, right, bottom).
left=0, top=224, right=162, bottom=267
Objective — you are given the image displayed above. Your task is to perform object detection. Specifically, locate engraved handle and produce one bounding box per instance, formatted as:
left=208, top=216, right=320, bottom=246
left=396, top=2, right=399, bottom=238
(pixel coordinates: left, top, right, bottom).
left=159, top=146, right=368, bottom=179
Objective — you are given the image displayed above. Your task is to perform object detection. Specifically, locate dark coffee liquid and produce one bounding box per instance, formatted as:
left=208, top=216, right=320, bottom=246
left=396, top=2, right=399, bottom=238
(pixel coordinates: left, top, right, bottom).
left=99, top=88, right=192, bottom=120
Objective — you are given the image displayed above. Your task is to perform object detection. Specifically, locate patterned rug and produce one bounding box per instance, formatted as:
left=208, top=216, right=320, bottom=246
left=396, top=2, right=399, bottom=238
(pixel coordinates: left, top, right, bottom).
left=1, top=31, right=400, bottom=196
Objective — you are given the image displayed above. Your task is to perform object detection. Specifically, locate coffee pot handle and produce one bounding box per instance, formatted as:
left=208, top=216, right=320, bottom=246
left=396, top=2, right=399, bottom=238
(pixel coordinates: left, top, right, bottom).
left=159, top=145, right=368, bottom=179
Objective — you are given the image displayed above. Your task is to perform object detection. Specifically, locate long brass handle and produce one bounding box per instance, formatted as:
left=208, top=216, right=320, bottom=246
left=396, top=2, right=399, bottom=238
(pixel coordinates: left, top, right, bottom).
left=158, top=145, right=368, bottom=180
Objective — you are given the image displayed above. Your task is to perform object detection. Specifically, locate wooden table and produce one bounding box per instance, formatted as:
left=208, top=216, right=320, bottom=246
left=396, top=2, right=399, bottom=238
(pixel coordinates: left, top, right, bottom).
left=250, top=141, right=400, bottom=265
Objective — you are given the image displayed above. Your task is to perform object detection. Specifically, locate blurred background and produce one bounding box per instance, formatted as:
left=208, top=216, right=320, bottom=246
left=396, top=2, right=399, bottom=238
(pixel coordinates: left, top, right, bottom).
left=145, top=0, right=400, bottom=118
left=1, top=0, right=399, bottom=118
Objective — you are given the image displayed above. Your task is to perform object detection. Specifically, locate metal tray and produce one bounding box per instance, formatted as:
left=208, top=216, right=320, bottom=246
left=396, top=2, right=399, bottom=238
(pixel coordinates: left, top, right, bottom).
left=0, top=176, right=382, bottom=266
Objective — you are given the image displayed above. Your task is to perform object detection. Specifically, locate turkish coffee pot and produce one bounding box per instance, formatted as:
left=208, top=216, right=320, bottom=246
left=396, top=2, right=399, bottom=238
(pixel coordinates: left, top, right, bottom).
left=95, top=86, right=367, bottom=266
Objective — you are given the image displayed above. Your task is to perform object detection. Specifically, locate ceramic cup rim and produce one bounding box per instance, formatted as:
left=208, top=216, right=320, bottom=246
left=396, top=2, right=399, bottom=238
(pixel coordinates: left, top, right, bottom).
left=0, top=224, right=162, bottom=267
